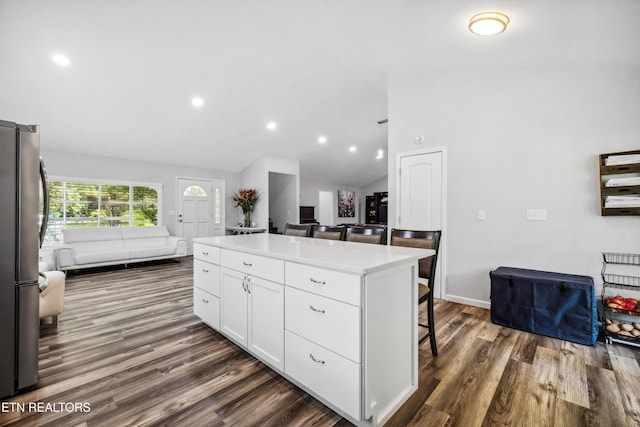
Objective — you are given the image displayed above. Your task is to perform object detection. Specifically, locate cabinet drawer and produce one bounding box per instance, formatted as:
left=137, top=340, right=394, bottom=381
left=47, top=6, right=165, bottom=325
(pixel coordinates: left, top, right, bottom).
left=285, top=287, right=360, bottom=362
left=194, top=287, right=220, bottom=331
left=285, top=330, right=360, bottom=420
left=221, top=249, right=284, bottom=283
left=285, top=262, right=361, bottom=306
left=193, top=243, right=220, bottom=264
left=194, top=259, right=220, bottom=296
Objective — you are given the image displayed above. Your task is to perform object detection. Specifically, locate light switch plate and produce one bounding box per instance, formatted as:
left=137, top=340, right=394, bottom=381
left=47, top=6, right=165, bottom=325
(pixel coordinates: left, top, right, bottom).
left=478, top=209, right=486, bottom=220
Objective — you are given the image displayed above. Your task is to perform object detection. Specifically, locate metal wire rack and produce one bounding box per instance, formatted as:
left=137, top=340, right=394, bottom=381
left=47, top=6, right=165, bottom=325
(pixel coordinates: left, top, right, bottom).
left=602, top=252, right=640, bottom=265
left=602, top=274, right=640, bottom=288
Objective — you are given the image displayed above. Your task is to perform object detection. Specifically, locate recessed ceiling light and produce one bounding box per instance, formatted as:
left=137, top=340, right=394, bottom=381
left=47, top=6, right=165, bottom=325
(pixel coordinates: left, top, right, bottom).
left=349, top=146, right=357, bottom=153
left=267, top=121, right=277, bottom=130
left=318, top=136, right=327, bottom=144
left=468, top=12, right=510, bottom=36
left=191, top=97, right=204, bottom=107
left=52, top=53, right=70, bottom=67
left=376, top=149, right=384, bottom=160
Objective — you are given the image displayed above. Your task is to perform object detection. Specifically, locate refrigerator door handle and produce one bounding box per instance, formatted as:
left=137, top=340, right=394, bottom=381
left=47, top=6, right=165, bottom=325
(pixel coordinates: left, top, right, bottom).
left=39, top=157, right=49, bottom=249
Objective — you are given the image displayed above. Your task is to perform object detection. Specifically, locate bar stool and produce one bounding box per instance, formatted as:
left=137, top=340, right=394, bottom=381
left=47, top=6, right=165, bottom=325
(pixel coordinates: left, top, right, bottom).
left=283, top=223, right=313, bottom=237
left=312, top=225, right=345, bottom=240
left=390, top=228, right=441, bottom=356
left=344, top=225, right=387, bottom=245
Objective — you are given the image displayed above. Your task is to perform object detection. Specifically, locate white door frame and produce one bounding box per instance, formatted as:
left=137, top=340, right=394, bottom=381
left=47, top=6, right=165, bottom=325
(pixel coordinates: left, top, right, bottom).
left=395, top=146, right=447, bottom=300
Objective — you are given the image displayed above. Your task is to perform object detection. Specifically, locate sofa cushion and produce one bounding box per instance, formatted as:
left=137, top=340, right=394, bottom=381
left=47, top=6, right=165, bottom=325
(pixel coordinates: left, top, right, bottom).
left=63, top=227, right=123, bottom=243
left=120, top=226, right=170, bottom=239
left=130, top=246, right=177, bottom=259
left=74, top=249, right=130, bottom=265
left=71, top=240, right=124, bottom=252
left=124, top=237, right=170, bottom=249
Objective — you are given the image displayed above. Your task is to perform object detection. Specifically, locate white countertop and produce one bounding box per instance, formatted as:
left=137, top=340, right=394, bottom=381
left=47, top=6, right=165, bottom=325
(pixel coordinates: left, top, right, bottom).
left=193, top=233, right=434, bottom=275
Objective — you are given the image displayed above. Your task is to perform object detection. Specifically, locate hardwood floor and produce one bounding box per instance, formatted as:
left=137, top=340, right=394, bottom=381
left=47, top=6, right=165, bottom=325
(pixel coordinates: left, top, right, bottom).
left=1, top=257, right=639, bottom=426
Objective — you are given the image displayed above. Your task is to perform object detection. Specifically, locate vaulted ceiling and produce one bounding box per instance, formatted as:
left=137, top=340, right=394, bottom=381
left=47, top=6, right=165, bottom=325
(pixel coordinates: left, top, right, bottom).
left=1, top=0, right=639, bottom=186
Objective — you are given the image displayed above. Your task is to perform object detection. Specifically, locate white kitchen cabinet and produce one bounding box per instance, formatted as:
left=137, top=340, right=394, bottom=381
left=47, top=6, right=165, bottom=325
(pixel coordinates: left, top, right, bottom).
left=248, top=275, right=284, bottom=369
left=220, top=268, right=248, bottom=346
left=193, top=234, right=433, bottom=427
left=285, top=286, right=360, bottom=363
left=193, top=248, right=221, bottom=331
left=220, top=265, right=284, bottom=371
left=193, top=287, right=220, bottom=330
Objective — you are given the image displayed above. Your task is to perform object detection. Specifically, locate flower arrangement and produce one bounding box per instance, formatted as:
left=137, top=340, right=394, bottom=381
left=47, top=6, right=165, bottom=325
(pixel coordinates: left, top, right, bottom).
left=233, top=188, right=258, bottom=227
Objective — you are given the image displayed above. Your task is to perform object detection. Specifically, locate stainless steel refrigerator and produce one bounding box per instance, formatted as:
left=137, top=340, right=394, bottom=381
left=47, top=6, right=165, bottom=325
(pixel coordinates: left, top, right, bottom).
left=0, top=119, right=49, bottom=398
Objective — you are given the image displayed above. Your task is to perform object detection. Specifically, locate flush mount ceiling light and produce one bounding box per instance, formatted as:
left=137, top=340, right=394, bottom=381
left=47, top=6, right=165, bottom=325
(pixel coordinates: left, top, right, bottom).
left=468, top=12, right=510, bottom=35
left=266, top=121, right=277, bottom=130
left=317, top=136, right=327, bottom=144
left=191, top=97, right=204, bottom=107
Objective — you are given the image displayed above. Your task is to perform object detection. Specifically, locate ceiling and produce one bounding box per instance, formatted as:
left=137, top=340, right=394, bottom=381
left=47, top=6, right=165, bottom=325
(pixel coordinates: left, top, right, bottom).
left=1, top=0, right=639, bottom=187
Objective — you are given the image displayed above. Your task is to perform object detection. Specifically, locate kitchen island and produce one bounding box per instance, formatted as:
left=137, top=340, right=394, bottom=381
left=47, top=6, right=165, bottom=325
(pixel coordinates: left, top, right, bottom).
left=192, top=233, right=434, bottom=426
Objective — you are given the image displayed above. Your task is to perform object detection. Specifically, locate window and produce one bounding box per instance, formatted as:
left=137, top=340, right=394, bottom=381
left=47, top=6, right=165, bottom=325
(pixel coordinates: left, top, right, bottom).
left=215, top=187, right=221, bottom=224
left=43, top=178, right=162, bottom=246
left=183, top=185, right=207, bottom=197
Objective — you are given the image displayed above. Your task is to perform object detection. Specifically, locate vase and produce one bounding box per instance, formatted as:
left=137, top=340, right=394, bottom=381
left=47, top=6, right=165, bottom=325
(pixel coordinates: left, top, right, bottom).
left=243, top=207, right=252, bottom=228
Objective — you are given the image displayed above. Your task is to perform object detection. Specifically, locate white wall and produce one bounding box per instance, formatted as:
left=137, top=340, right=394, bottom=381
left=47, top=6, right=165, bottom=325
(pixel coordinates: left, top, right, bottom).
left=269, top=172, right=297, bottom=232
left=388, top=68, right=640, bottom=307
left=362, top=175, right=388, bottom=196
left=240, top=154, right=300, bottom=229
left=41, top=149, right=239, bottom=236
left=300, top=179, right=363, bottom=225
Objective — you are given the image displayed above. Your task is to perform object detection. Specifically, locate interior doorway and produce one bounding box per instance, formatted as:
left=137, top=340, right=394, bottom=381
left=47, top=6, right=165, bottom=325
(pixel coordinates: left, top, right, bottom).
left=318, top=191, right=335, bottom=225
left=176, top=178, right=225, bottom=254
left=268, top=172, right=297, bottom=233
left=396, top=147, right=446, bottom=298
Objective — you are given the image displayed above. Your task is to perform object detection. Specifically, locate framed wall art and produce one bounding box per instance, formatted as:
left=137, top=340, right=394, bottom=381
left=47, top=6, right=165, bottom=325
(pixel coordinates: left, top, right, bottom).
left=337, top=190, right=355, bottom=217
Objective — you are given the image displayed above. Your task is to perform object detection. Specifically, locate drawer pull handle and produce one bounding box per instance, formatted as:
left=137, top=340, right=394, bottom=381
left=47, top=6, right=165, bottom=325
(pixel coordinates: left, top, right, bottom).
left=309, top=305, right=325, bottom=314
left=202, top=298, right=209, bottom=303
left=202, top=251, right=209, bottom=255
left=202, top=268, right=209, bottom=273
left=243, top=261, right=253, bottom=267
left=309, top=353, right=325, bottom=364
left=309, top=277, right=326, bottom=285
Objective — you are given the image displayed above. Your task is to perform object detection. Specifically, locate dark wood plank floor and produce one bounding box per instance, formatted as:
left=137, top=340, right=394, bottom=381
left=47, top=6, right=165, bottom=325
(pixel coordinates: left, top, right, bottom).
left=1, top=257, right=639, bottom=426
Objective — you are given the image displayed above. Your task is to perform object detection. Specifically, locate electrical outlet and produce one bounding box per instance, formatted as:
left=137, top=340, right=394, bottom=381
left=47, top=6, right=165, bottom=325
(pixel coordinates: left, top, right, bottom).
left=526, top=208, right=547, bottom=221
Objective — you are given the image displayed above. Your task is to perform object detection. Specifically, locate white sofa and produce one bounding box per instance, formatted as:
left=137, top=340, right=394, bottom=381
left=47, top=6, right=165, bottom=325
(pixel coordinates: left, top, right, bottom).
left=53, top=226, right=187, bottom=271
left=39, top=271, right=66, bottom=326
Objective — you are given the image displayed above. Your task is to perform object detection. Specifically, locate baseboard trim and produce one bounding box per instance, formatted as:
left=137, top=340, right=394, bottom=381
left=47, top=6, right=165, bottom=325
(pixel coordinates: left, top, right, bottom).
left=444, top=294, right=490, bottom=310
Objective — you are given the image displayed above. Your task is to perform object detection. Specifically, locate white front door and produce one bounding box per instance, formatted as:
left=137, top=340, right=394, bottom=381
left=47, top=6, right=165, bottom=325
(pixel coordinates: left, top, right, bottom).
left=177, top=178, right=225, bottom=254
left=397, top=149, right=445, bottom=298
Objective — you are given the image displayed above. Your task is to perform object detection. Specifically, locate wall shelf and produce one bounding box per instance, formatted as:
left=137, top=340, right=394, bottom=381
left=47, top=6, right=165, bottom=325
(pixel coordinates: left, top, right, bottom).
left=599, top=149, right=640, bottom=216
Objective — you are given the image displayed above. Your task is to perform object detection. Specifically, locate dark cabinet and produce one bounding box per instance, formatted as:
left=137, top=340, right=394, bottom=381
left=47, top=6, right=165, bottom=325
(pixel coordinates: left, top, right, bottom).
left=300, top=206, right=317, bottom=224
left=365, top=192, right=388, bottom=225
